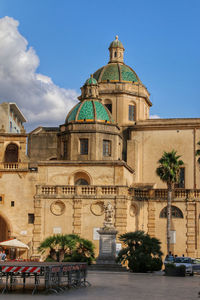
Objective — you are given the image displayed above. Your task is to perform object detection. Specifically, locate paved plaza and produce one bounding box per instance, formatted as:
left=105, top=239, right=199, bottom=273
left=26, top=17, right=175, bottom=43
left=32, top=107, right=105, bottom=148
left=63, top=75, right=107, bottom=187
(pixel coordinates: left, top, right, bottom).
left=2, top=271, right=200, bottom=300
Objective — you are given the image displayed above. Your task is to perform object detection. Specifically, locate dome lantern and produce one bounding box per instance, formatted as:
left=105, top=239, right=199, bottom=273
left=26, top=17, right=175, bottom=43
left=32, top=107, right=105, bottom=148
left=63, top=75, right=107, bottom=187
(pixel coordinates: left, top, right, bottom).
left=109, top=35, right=125, bottom=63
left=80, top=74, right=99, bottom=101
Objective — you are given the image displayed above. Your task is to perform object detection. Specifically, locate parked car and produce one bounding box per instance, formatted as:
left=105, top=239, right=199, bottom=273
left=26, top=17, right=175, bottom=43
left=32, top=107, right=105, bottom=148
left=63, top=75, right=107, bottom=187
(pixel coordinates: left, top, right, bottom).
left=174, top=257, right=193, bottom=276
left=164, top=255, right=174, bottom=266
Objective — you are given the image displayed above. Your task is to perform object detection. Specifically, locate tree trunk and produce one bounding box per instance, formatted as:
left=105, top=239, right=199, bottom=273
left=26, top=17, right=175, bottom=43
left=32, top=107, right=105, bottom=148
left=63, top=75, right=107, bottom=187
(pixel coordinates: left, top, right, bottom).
left=50, top=248, right=57, bottom=261
left=167, top=184, right=172, bottom=255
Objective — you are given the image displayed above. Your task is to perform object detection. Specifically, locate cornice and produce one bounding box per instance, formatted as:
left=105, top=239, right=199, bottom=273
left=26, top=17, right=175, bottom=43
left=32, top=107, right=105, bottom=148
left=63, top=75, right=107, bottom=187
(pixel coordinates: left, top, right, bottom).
left=99, top=89, right=152, bottom=107
left=129, top=118, right=200, bottom=131
left=37, top=160, right=134, bottom=173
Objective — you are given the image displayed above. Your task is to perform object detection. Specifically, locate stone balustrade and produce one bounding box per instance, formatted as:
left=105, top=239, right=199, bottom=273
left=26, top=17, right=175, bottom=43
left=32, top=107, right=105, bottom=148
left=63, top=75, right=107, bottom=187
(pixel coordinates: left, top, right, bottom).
left=132, top=188, right=200, bottom=200
left=36, top=185, right=200, bottom=200
left=36, top=185, right=126, bottom=197
left=0, top=162, right=29, bottom=170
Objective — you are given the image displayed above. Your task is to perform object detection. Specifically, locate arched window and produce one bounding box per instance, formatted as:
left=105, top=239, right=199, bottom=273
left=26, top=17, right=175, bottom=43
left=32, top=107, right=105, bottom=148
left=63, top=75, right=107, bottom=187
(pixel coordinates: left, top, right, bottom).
left=114, top=51, right=117, bottom=57
left=73, top=171, right=91, bottom=185
left=75, top=179, right=89, bottom=185
left=104, top=99, right=112, bottom=114
left=160, top=205, right=183, bottom=218
left=129, top=104, right=135, bottom=121
left=4, top=143, right=18, bottom=163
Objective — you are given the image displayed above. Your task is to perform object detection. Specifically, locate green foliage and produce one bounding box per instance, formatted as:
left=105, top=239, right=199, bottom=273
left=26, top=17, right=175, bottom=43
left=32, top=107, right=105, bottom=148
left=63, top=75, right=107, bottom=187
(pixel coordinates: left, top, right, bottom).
left=63, top=238, right=95, bottom=264
left=38, top=234, right=95, bottom=264
left=116, top=231, right=163, bottom=272
left=156, top=150, right=184, bottom=187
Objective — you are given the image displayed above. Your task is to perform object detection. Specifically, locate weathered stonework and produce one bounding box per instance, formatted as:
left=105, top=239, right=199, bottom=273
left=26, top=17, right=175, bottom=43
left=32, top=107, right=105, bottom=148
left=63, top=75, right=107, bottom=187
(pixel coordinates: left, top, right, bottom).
left=0, top=37, right=199, bottom=260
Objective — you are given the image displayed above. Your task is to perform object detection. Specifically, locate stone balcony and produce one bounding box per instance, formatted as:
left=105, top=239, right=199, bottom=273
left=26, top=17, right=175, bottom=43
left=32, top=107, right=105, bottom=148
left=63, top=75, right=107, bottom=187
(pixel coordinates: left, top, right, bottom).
left=35, top=185, right=128, bottom=199
left=132, top=188, right=200, bottom=201
left=35, top=185, right=200, bottom=201
left=0, top=162, right=29, bottom=171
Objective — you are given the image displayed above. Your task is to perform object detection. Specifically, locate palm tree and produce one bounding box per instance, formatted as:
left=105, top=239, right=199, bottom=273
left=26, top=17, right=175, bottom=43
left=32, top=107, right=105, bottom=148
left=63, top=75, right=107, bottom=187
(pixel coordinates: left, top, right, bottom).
left=38, top=234, right=78, bottom=261
left=116, top=231, right=163, bottom=272
left=38, top=234, right=95, bottom=263
left=156, top=150, right=184, bottom=254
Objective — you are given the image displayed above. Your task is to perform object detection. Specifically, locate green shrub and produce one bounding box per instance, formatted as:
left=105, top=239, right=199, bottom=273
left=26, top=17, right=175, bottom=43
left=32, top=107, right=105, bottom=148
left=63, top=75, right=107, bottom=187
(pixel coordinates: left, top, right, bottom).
left=38, top=234, right=95, bottom=264
left=116, top=231, right=163, bottom=272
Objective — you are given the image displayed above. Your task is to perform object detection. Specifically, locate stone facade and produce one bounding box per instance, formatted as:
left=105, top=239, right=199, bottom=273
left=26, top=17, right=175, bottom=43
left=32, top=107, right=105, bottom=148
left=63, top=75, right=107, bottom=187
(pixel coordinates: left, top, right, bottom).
left=0, top=37, right=200, bottom=259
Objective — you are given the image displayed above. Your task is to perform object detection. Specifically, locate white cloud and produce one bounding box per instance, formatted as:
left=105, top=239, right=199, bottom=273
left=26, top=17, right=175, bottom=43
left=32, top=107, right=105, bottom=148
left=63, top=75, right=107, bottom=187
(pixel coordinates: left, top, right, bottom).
left=0, top=16, right=78, bottom=131
left=149, top=114, right=160, bottom=119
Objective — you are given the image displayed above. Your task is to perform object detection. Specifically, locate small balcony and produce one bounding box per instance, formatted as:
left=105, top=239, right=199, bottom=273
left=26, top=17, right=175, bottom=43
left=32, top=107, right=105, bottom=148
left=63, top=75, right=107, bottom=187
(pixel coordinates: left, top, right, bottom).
left=0, top=162, right=29, bottom=171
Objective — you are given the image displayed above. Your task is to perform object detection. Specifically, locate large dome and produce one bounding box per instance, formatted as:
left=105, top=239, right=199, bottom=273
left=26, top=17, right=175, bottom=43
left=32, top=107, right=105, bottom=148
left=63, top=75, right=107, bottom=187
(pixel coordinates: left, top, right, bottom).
left=93, top=63, right=140, bottom=83
left=66, top=99, right=114, bottom=124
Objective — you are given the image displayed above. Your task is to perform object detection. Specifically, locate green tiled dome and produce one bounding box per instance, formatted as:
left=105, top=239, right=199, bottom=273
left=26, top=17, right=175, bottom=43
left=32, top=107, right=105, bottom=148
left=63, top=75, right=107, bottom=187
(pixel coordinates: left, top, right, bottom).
left=66, top=100, right=114, bottom=124
left=85, top=77, right=98, bottom=85
left=93, top=63, right=140, bottom=83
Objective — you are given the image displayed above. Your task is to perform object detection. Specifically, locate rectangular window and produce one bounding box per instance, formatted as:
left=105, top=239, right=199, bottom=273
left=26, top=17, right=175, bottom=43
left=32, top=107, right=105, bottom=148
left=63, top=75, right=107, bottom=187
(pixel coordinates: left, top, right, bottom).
left=0, top=195, right=3, bottom=204
left=80, top=139, right=88, bottom=155
left=11, top=201, right=15, bottom=207
left=175, top=167, right=185, bottom=188
left=103, top=140, right=111, bottom=156
left=129, top=105, right=135, bottom=121
left=28, top=213, right=35, bottom=224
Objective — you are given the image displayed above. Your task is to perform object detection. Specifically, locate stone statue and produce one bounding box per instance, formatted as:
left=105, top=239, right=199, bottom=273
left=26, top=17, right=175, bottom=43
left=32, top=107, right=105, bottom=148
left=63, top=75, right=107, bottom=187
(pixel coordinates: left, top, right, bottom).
left=104, top=201, right=113, bottom=227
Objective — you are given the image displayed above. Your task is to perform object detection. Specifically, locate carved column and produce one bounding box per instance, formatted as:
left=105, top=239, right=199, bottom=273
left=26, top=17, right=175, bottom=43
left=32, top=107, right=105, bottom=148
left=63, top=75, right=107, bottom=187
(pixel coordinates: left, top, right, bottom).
left=147, top=201, right=155, bottom=237
left=73, top=199, right=82, bottom=235
left=32, top=197, right=42, bottom=258
left=186, top=200, right=196, bottom=257
left=115, top=199, right=127, bottom=235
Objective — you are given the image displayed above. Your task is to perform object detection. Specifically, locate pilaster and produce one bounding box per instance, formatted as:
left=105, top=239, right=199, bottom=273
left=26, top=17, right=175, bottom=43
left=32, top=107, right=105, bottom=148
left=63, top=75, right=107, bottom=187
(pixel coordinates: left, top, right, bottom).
left=115, top=199, right=127, bottom=235
left=186, top=200, right=196, bottom=257
left=32, top=197, right=42, bottom=258
left=147, top=201, right=155, bottom=237
left=73, top=199, right=82, bottom=235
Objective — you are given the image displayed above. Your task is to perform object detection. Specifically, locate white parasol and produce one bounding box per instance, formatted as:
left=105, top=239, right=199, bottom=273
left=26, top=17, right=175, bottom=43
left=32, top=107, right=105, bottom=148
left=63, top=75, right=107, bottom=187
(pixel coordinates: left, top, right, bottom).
left=0, top=238, right=29, bottom=249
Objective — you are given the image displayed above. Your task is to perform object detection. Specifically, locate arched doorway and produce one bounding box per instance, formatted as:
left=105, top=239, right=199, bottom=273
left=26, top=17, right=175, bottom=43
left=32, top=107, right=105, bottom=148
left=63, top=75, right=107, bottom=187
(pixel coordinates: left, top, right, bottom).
left=0, top=215, right=10, bottom=242
left=4, top=143, right=18, bottom=162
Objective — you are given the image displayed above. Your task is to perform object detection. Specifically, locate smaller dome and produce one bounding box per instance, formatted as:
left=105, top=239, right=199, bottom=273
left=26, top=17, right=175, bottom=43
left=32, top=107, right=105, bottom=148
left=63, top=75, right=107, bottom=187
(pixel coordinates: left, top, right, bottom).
left=85, top=75, right=98, bottom=86
left=109, top=35, right=124, bottom=49
left=66, top=100, right=114, bottom=124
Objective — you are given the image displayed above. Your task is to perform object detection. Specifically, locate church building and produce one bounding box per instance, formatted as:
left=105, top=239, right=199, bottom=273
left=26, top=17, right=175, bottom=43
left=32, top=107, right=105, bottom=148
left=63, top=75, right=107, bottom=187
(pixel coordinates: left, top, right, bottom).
left=0, top=36, right=200, bottom=259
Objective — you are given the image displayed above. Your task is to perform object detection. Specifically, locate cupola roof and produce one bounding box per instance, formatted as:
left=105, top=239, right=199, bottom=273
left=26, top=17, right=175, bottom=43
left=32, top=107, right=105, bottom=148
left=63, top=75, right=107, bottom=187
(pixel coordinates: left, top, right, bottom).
left=84, top=75, right=98, bottom=86
left=66, top=99, right=114, bottom=124
left=93, top=36, right=140, bottom=83
left=93, top=63, right=140, bottom=83
left=109, top=35, right=124, bottom=49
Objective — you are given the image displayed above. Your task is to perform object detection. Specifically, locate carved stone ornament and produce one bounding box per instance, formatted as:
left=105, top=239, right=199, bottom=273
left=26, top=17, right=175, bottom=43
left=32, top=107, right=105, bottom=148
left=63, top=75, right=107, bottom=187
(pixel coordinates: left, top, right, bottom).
left=130, top=204, right=137, bottom=217
left=90, top=201, right=104, bottom=216
left=50, top=200, right=65, bottom=216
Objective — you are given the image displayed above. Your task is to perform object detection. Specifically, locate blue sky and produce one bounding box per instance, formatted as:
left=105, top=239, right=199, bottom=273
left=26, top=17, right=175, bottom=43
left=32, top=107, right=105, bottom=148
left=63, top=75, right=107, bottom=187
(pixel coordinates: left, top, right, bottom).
left=0, top=0, right=200, bottom=131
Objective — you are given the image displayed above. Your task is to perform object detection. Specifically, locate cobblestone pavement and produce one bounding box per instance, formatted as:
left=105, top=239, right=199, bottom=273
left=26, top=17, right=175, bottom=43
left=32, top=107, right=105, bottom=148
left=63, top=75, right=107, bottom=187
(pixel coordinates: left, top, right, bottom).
left=2, top=271, right=200, bottom=300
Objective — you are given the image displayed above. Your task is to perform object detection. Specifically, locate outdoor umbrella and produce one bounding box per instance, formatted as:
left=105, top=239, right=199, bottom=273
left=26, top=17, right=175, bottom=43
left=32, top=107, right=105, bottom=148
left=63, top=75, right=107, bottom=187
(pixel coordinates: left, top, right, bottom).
left=0, top=238, right=29, bottom=259
left=0, top=238, right=29, bottom=249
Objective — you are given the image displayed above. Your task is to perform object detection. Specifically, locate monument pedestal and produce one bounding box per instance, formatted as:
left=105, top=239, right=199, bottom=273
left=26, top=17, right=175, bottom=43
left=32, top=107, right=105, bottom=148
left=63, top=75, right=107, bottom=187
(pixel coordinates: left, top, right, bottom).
left=89, top=226, right=127, bottom=272
left=88, top=202, right=127, bottom=271
left=96, top=227, right=118, bottom=264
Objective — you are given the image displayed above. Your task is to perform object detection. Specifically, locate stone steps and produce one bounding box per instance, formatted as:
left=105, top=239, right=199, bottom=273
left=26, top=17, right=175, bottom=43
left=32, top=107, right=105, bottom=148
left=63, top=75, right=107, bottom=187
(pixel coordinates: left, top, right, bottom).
left=88, top=263, right=128, bottom=272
